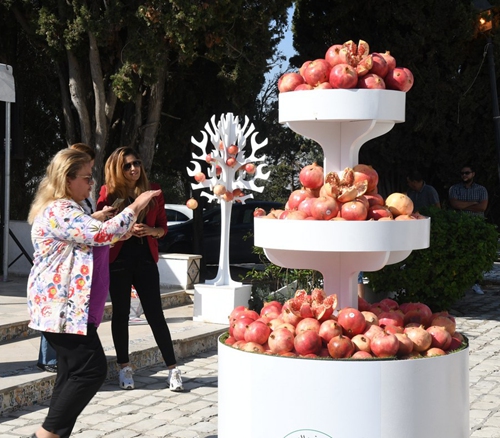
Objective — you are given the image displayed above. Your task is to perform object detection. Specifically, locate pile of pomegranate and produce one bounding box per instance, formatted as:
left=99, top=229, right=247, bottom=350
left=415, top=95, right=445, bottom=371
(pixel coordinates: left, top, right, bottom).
left=278, top=39, right=414, bottom=93
left=255, top=162, right=421, bottom=221
left=224, top=290, right=466, bottom=360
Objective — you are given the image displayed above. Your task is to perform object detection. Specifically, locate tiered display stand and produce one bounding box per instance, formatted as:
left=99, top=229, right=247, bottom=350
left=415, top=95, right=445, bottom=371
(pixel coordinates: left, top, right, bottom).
left=218, top=89, right=469, bottom=438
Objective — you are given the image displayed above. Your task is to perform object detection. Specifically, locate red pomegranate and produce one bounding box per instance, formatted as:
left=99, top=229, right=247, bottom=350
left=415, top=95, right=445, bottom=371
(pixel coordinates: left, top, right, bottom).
left=337, top=307, right=366, bottom=337
left=327, top=334, right=355, bottom=358
left=310, top=196, right=339, bottom=220
left=370, top=331, right=399, bottom=358
left=268, top=327, right=295, bottom=354
left=294, top=330, right=322, bottom=356
left=329, top=63, right=358, bottom=89
left=299, top=163, right=324, bottom=190
left=404, top=326, right=432, bottom=352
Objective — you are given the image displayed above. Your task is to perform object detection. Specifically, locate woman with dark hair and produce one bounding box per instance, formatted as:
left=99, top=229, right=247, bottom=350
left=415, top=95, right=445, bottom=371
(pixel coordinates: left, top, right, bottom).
left=96, top=147, right=183, bottom=392
left=28, top=148, right=160, bottom=438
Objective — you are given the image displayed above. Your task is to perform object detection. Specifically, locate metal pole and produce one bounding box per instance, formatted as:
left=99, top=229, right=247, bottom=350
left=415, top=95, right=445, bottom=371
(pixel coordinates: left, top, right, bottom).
left=486, top=36, right=500, bottom=183
left=2, top=101, right=11, bottom=281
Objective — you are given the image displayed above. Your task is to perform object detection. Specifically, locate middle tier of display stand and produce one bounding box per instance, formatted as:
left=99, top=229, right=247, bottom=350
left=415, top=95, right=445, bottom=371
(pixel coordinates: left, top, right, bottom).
left=254, top=218, right=430, bottom=309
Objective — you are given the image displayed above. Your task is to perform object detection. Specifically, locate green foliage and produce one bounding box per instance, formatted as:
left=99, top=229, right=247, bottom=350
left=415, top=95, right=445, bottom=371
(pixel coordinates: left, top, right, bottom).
left=366, top=208, right=498, bottom=311
left=241, top=246, right=323, bottom=312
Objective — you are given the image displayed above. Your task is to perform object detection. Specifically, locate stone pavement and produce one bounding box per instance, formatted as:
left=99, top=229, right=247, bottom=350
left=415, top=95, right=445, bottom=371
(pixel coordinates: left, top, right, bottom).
left=2, top=265, right=500, bottom=437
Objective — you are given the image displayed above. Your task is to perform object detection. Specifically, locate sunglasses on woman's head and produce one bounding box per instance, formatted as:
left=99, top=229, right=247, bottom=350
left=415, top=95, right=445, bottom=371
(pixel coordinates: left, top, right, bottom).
left=123, top=160, right=142, bottom=171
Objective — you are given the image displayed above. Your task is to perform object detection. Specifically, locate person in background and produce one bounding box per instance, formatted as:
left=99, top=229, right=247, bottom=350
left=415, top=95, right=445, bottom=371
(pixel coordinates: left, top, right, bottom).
left=37, top=333, right=57, bottom=373
left=449, top=164, right=489, bottom=294
left=28, top=148, right=159, bottom=438
left=406, top=170, right=441, bottom=212
left=96, top=146, right=183, bottom=392
left=35, top=143, right=109, bottom=374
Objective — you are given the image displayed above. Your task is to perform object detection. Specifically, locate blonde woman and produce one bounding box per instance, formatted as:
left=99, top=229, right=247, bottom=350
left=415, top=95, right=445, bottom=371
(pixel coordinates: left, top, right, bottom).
left=28, top=148, right=159, bottom=438
left=96, top=146, right=183, bottom=392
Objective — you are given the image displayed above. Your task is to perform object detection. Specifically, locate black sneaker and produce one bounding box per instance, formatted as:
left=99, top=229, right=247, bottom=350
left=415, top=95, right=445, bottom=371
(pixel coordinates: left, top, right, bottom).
left=36, top=363, right=57, bottom=373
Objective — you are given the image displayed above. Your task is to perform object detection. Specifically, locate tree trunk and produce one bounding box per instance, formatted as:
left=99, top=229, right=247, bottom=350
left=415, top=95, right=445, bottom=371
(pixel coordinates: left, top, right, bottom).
left=140, top=63, right=166, bottom=173
left=67, top=50, right=92, bottom=145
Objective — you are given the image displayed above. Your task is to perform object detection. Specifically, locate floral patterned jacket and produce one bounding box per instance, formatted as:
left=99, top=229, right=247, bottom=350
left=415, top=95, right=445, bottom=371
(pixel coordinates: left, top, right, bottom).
left=27, top=199, right=136, bottom=335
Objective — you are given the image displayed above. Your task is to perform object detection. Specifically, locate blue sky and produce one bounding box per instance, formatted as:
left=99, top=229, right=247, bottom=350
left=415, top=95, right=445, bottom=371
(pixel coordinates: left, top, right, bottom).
left=266, top=7, right=296, bottom=81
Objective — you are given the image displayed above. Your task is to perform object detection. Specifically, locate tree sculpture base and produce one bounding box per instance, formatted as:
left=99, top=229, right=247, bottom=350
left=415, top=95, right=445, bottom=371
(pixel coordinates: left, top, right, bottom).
left=193, top=284, right=252, bottom=324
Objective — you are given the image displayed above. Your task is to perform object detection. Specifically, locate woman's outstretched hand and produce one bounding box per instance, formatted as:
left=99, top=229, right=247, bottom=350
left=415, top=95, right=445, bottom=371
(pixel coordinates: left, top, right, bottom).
left=128, top=189, right=161, bottom=215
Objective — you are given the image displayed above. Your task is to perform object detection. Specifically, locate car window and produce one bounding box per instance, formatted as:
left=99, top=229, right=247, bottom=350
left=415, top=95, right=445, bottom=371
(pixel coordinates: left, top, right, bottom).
left=165, top=209, right=190, bottom=222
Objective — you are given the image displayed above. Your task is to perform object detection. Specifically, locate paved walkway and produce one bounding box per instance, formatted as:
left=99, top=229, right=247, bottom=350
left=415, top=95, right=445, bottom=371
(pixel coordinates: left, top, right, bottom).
left=2, top=266, right=500, bottom=437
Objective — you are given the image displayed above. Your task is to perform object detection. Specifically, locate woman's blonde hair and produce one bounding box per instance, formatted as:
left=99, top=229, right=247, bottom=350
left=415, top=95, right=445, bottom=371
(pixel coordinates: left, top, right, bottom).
left=28, top=149, right=91, bottom=224
left=104, top=147, right=152, bottom=220
left=70, top=143, right=95, bottom=161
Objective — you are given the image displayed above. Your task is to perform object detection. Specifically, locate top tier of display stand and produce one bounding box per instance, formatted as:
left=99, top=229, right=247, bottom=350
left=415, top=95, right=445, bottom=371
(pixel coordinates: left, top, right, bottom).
left=253, top=89, right=430, bottom=309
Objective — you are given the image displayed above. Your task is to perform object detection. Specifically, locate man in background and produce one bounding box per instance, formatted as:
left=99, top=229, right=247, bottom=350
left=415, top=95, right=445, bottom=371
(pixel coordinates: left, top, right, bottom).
left=449, top=164, right=488, bottom=294
left=406, top=170, right=440, bottom=213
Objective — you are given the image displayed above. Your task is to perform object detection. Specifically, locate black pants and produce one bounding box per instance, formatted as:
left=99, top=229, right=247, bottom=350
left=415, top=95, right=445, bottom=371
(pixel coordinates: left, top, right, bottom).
left=42, top=324, right=107, bottom=438
left=109, top=251, right=177, bottom=367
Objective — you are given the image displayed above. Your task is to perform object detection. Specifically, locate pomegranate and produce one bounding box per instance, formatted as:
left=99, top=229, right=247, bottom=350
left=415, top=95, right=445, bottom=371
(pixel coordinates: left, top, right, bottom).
left=385, top=192, right=414, bottom=216
left=213, top=184, right=227, bottom=196
left=186, top=198, right=198, bottom=210
left=426, top=325, right=452, bottom=350
left=351, top=334, right=371, bottom=353
left=278, top=72, right=304, bottom=93
left=368, top=205, right=393, bottom=220
left=370, top=331, right=399, bottom=358
left=361, top=311, right=379, bottom=327
left=283, top=210, right=308, bottom=220
left=226, top=157, right=237, bottom=167
left=337, top=307, right=366, bottom=337
left=430, top=315, right=456, bottom=335
left=364, top=193, right=385, bottom=207
left=215, top=165, right=222, bottom=176
left=294, top=84, right=314, bottom=91
left=385, top=67, right=414, bottom=92
left=315, top=82, right=332, bottom=89
left=356, top=55, right=373, bottom=77
left=242, top=342, right=265, bottom=353
left=353, top=164, right=379, bottom=193
left=369, top=53, right=389, bottom=78
left=318, top=319, right=343, bottom=345
left=296, top=317, right=321, bottom=334
left=352, top=350, right=373, bottom=359
left=297, top=197, right=315, bottom=217
left=194, top=172, right=206, bottom=183
left=329, top=63, right=358, bottom=89
left=340, top=200, right=368, bottom=221
left=310, top=196, right=339, bottom=220
left=244, top=163, right=256, bottom=174
left=268, top=327, right=295, bottom=354
left=225, top=336, right=237, bottom=346
left=303, top=58, right=332, bottom=87
left=395, top=333, right=413, bottom=357
left=357, top=73, right=385, bottom=89
left=294, top=330, right=322, bottom=356
left=275, top=322, right=296, bottom=336
left=232, top=317, right=255, bottom=341
left=229, top=305, right=248, bottom=323
left=378, top=311, right=404, bottom=328
left=262, top=301, right=282, bottom=314
left=325, top=44, right=350, bottom=67
left=227, top=144, right=238, bottom=155
left=425, top=347, right=446, bottom=357
left=363, top=323, right=384, bottom=340
left=404, top=326, right=432, bottom=352
left=287, top=189, right=313, bottom=210
left=281, top=302, right=302, bottom=326
left=403, top=302, right=433, bottom=327
left=327, top=334, right=355, bottom=358
left=358, top=297, right=372, bottom=312
left=253, top=207, right=266, bottom=217
left=380, top=51, right=396, bottom=70
left=222, top=191, right=234, bottom=202
left=299, top=163, right=324, bottom=189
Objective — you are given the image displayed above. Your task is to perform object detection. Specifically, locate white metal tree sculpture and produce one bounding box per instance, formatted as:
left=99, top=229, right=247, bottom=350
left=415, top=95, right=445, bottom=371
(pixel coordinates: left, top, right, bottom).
left=187, top=113, right=270, bottom=286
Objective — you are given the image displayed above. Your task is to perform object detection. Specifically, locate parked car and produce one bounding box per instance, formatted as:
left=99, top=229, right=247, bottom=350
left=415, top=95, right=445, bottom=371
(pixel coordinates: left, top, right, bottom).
left=165, top=204, right=193, bottom=226
left=159, top=201, right=283, bottom=264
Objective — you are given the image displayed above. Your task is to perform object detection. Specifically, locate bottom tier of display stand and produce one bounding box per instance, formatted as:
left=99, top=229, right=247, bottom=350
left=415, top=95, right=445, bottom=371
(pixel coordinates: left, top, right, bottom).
left=218, top=338, right=469, bottom=438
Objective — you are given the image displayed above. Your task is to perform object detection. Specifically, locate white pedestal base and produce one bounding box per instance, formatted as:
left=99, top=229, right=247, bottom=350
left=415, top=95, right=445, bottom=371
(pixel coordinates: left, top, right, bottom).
left=158, top=253, right=202, bottom=289
left=218, top=340, right=469, bottom=438
left=193, top=284, right=252, bottom=324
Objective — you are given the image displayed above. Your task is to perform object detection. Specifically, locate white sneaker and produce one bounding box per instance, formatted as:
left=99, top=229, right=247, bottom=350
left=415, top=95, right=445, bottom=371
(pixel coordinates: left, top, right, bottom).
left=472, top=284, right=484, bottom=295
left=169, top=368, right=183, bottom=392
left=119, top=366, right=134, bottom=390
